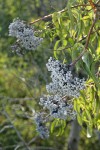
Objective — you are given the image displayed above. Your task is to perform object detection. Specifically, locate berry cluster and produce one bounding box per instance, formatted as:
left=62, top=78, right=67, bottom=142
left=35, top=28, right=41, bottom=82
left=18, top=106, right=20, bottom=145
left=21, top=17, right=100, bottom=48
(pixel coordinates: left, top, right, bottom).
left=9, top=19, right=43, bottom=51
left=33, top=57, right=85, bottom=138
left=34, top=113, right=49, bottom=139
left=39, top=94, right=76, bottom=120
left=46, top=57, right=85, bottom=98
left=34, top=57, right=85, bottom=138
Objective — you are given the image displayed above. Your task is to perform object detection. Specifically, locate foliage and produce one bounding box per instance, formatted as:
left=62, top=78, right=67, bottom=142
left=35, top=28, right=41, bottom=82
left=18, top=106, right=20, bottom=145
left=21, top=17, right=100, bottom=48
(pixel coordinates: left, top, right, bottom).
left=39, top=0, right=100, bottom=139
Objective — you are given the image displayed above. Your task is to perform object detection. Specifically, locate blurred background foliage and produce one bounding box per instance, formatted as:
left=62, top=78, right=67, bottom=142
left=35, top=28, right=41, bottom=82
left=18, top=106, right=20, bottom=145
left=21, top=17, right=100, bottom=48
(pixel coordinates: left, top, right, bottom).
left=0, top=0, right=100, bottom=150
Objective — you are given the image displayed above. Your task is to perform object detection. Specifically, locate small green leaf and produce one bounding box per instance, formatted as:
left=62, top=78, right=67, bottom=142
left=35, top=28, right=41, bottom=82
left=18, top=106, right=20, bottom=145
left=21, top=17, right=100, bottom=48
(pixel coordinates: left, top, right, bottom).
left=87, top=126, right=92, bottom=138
left=50, top=119, right=59, bottom=133
left=77, top=114, right=82, bottom=125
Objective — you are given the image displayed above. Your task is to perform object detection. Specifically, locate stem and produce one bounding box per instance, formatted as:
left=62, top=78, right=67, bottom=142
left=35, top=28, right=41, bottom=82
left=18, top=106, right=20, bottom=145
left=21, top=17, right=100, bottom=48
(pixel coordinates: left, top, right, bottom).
left=70, top=17, right=97, bottom=66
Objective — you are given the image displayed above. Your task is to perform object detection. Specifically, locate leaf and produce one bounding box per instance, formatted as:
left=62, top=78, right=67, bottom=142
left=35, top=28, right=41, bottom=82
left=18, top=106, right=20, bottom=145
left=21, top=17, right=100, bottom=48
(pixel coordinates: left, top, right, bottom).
left=77, top=114, right=82, bottom=125
left=57, top=13, right=62, bottom=25
left=68, top=38, right=74, bottom=45
left=83, top=63, right=100, bottom=88
left=50, top=119, right=59, bottom=133
left=67, top=3, right=74, bottom=27
left=54, top=40, right=61, bottom=50
left=85, top=110, right=92, bottom=121
left=52, top=13, right=59, bottom=29
left=62, top=40, right=67, bottom=47
left=82, top=52, right=93, bottom=70
left=87, top=126, right=92, bottom=138
left=74, top=99, right=77, bottom=112
left=54, top=40, right=61, bottom=59
left=56, top=120, right=66, bottom=136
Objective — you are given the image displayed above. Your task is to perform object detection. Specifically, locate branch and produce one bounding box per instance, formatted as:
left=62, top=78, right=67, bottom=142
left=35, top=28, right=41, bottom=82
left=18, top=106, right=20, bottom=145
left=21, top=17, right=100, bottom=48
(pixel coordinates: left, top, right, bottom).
left=68, top=119, right=81, bottom=150
left=0, top=95, right=34, bottom=102
left=70, top=17, right=97, bottom=66
left=30, top=4, right=89, bottom=24
left=0, top=125, right=13, bottom=133
left=28, top=136, right=38, bottom=146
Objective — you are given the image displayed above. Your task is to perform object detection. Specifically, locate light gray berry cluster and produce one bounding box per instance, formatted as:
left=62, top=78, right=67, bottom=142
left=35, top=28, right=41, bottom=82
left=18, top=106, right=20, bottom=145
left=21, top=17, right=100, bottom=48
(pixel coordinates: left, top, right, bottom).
left=34, top=113, right=49, bottom=139
left=46, top=57, right=85, bottom=98
left=39, top=94, right=76, bottom=120
left=9, top=19, right=43, bottom=51
left=38, top=57, right=85, bottom=121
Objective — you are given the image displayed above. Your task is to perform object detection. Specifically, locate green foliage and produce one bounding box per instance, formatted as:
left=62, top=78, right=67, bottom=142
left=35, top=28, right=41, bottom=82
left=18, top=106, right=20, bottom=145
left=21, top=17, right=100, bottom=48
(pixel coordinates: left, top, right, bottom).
left=74, top=79, right=100, bottom=137
left=44, top=0, right=100, bottom=142
left=51, top=119, right=66, bottom=136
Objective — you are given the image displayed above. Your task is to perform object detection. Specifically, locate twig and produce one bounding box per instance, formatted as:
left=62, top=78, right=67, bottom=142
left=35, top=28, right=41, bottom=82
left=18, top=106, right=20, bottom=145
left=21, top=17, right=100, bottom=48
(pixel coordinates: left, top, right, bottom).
left=70, top=17, right=97, bottom=66
left=2, top=110, right=31, bottom=150
left=28, top=136, right=38, bottom=145
left=30, top=4, right=89, bottom=24
left=1, top=145, right=18, bottom=149
left=0, top=125, right=13, bottom=133
left=0, top=95, right=34, bottom=102
left=29, top=146, right=56, bottom=150
left=14, top=145, right=22, bottom=150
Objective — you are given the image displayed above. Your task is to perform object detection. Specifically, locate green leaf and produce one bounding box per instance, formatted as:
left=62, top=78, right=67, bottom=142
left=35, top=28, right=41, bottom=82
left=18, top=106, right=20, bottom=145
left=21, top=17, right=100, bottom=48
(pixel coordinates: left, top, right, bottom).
left=67, top=3, right=74, bottom=28
left=77, top=114, right=82, bottom=125
left=54, top=40, right=61, bottom=50
left=83, top=63, right=100, bottom=88
left=74, top=99, right=77, bottom=112
left=50, top=119, right=59, bottom=133
left=54, top=40, right=61, bottom=59
left=87, top=126, right=92, bottom=138
left=62, top=40, right=67, bottom=47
